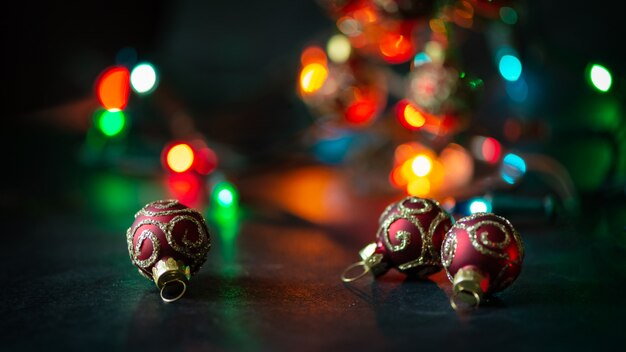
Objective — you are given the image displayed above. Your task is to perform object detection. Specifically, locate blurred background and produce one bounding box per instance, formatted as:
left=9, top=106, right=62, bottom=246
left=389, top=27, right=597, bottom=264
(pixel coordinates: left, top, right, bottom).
left=2, top=0, right=624, bottom=237
left=1, top=0, right=626, bottom=349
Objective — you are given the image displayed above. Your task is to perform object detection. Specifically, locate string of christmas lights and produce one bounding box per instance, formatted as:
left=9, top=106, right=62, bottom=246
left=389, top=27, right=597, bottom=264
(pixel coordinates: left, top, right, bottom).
left=296, top=0, right=590, bottom=221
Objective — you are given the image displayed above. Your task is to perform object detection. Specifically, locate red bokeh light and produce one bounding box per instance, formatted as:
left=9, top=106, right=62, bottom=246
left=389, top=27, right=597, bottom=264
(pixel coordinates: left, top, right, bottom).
left=481, top=137, right=502, bottom=164
left=379, top=32, right=415, bottom=64
left=194, top=147, right=219, bottom=175
left=166, top=173, right=203, bottom=209
left=345, top=99, right=377, bottom=124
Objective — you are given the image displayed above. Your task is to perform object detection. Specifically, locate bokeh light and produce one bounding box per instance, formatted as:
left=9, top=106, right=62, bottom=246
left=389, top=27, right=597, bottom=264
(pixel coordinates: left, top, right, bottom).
left=412, top=155, right=432, bottom=177
left=396, top=100, right=427, bottom=130
left=130, top=63, right=158, bottom=94
left=505, top=76, right=528, bottom=102
left=96, top=109, right=126, bottom=137
left=218, top=189, right=233, bottom=206
left=588, top=64, right=612, bottom=92
left=301, top=46, right=327, bottom=66
left=327, top=34, right=351, bottom=63
left=165, top=143, right=195, bottom=173
left=300, top=63, right=328, bottom=94
left=403, top=103, right=426, bottom=128
left=407, top=177, right=430, bottom=197
left=211, top=181, right=239, bottom=209
left=482, top=137, right=502, bottom=164
left=97, top=66, right=130, bottom=110
left=194, top=146, right=218, bottom=175
left=499, top=7, right=518, bottom=24
left=379, top=33, right=414, bottom=64
left=498, top=54, right=522, bottom=82
left=440, top=143, right=473, bottom=190
left=413, top=52, right=432, bottom=67
left=167, top=173, right=203, bottom=208
left=313, top=131, right=354, bottom=164
left=424, top=41, right=444, bottom=64
left=469, top=197, right=492, bottom=214
left=501, top=153, right=527, bottom=184
left=390, top=143, right=443, bottom=196
left=345, top=99, right=376, bottom=124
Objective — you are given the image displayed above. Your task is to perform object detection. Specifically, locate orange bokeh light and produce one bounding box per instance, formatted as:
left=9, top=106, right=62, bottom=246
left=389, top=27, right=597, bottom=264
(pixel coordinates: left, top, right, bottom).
left=301, top=46, right=327, bottom=67
left=97, top=66, right=130, bottom=110
left=300, top=63, right=328, bottom=94
left=396, top=100, right=427, bottom=130
left=407, top=177, right=431, bottom=197
left=439, top=143, right=473, bottom=190
left=390, top=142, right=444, bottom=197
left=404, top=105, right=426, bottom=128
left=389, top=166, right=406, bottom=187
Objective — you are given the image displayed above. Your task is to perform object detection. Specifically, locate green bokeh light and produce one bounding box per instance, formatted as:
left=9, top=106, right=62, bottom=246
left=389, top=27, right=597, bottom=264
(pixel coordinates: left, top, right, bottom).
left=97, top=109, right=126, bottom=137
left=212, top=181, right=238, bottom=209
left=499, top=7, right=518, bottom=25
left=588, top=64, right=612, bottom=93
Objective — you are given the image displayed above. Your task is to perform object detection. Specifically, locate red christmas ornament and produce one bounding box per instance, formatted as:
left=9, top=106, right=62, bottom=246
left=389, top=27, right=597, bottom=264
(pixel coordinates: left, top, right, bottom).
left=341, top=196, right=452, bottom=282
left=441, top=212, right=524, bottom=310
left=126, top=199, right=211, bottom=302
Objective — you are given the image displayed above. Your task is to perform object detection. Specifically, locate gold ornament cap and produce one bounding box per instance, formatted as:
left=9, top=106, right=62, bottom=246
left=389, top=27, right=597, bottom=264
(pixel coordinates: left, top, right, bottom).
left=151, top=257, right=191, bottom=303
left=451, top=266, right=486, bottom=311
left=341, top=243, right=388, bottom=283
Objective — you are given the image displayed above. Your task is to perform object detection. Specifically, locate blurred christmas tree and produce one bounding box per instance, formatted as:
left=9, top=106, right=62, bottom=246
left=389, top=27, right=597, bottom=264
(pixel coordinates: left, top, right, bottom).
left=296, top=0, right=581, bottom=219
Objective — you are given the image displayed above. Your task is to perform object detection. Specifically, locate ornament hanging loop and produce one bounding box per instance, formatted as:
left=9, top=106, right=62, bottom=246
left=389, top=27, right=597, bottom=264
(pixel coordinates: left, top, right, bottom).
left=341, top=261, right=371, bottom=283
left=450, top=290, right=481, bottom=311
left=160, top=279, right=187, bottom=303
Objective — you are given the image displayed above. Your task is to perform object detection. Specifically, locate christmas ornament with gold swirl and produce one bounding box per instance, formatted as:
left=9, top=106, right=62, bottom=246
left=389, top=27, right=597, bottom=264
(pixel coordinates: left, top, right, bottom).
left=341, top=196, right=452, bottom=282
left=441, top=212, right=524, bottom=310
left=126, top=199, right=211, bottom=302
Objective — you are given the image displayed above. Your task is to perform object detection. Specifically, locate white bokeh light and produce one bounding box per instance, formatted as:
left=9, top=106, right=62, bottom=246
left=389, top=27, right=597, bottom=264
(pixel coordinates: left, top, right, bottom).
left=130, top=63, right=158, bottom=94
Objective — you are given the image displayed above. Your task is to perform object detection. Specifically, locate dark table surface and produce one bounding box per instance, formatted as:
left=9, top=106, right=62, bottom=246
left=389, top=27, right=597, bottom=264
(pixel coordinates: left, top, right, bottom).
left=2, top=122, right=626, bottom=352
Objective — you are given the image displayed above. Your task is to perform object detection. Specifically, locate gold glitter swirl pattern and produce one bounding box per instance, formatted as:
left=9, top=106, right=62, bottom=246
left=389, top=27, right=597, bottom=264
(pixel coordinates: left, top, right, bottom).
left=136, top=208, right=202, bottom=217
left=129, top=217, right=210, bottom=261
left=379, top=197, right=449, bottom=271
left=126, top=213, right=211, bottom=272
left=426, top=211, right=448, bottom=259
left=168, top=215, right=210, bottom=251
left=135, top=199, right=210, bottom=218
left=441, top=232, right=457, bottom=269
left=467, top=220, right=511, bottom=260
left=380, top=213, right=425, bottom=253
left=135, top=203, right=202, bottom=218
left=151, top=199, right=180, bottom=209
left=391, top=230, right=412, bottom=252
left=397, top=258, right=425, bottom=271
left=456, top=213, right=523, bottom=263
left=133, top=230, right=161, bottom=268
left=397, top=197, right=432, bottom=215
